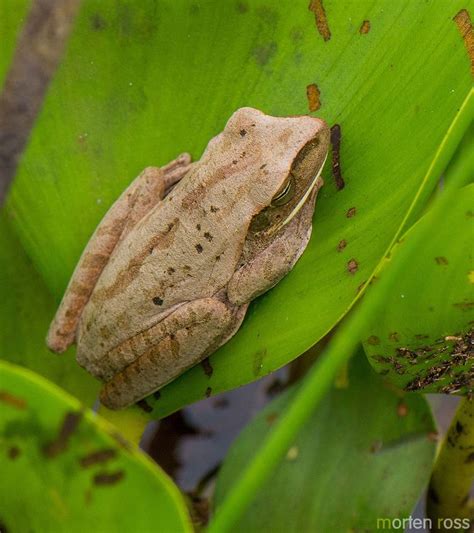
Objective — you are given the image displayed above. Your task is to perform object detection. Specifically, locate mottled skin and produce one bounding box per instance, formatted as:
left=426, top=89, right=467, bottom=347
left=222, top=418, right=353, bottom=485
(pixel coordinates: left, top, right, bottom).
left=47, top=107, right=329, bottom=409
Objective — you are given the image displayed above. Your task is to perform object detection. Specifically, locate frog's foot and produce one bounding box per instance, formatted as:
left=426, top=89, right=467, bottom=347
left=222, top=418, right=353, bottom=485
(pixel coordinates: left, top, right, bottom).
left=99, top=296, right=247, bottom=410
left=46, top=153, right=192, bottom=354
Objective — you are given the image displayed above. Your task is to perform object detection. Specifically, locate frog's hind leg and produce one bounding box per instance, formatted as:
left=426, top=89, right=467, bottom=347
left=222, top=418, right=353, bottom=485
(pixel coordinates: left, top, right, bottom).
left=47, top=154, right=193, bottom=353
left=99, top=297, right=247, bottom=410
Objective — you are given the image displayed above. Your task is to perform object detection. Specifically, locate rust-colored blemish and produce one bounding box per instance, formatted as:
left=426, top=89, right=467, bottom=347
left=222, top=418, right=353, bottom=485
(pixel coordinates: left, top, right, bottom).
left=43, top=411, right=83, bottom=458
left=79, top=448, right=117, bottom=468
left=435, top=256, right=449, bottom=265
left=306, top=83, right=321, bottom=112
left=427, top=431, right=439, bottom=442
left=359, top=20, right=371, bottom=34
left=337, top=239, right=347, bottom=252
left=397, top=402, right=408, bottom=417
left=308, top=0, right=331, bottom=41
left=8, top=446, right=21, bottom=460
left=389, top=332, right=400, bottom=342
left=330, top=124, right=345, bottom=190
left=346, top=207, right=356, bottom=218
left=93, top=470, right=125, bottom=486
left=453, top=9, right=474, bottom=77
left=367, top=335, right=380, bottom=345
left=266, top=412, right=278, bottom=425
left=0, top=390, right=27, bottom=410
left=347, top=259, right=358, bottom=274
left=201, top=357, right=213, bottom=378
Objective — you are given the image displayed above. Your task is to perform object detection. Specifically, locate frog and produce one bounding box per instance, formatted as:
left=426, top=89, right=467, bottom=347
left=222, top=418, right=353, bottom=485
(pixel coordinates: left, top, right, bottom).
left=47, top=107, right=330, bottom=409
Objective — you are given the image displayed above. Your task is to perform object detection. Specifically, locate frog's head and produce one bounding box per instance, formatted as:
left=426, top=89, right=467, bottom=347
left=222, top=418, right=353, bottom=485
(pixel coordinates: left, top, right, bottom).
left=224, top=107, right=330, bottom=236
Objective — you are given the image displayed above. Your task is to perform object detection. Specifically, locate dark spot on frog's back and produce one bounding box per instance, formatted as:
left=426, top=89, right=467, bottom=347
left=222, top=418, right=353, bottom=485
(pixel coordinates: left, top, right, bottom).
left=204, top=232, right=213, bottom=242
left=195, top=244, right=203, bottom=254
left=240, top=129, right=247, bottom=137
left=152, top=296, right=163, bottom=306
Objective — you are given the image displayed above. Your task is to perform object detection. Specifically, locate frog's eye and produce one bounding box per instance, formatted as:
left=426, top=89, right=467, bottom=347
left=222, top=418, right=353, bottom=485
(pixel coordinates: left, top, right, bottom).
left=271, top=176, right=295, bottom=206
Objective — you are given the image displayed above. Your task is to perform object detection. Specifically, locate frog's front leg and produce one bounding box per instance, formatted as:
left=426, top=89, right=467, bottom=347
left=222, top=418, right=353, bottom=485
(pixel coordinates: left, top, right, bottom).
left=99, top=296, right=247, bottom=409
left=227, top=179, right=322, bottom=306
left=47, top=154, right=193, bottom=353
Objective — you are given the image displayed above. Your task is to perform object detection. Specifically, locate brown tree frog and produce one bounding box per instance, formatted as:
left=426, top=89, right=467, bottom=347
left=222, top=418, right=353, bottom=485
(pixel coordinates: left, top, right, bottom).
left=47, top=107, right=330, bottom=409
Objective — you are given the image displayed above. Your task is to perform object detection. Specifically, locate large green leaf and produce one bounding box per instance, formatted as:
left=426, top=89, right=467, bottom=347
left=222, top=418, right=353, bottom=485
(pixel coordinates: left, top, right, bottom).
left=0, top=213, right=99, bottom=404
left=2, top=1, right=472, bottom=416
left=214, top=352, right=437, bottom=532
left=363, top=183, right=474, bottom=394
left=0, top=361, right=191, bottom=532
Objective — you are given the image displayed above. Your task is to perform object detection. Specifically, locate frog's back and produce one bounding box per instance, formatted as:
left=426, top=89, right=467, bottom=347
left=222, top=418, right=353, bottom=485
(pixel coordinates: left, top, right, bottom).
left=77, top=107, right=325, bottom=365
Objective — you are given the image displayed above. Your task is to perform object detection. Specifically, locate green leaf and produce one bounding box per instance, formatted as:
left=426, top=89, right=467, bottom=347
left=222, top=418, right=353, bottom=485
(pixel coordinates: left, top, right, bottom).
left=363, top=183, right=474, bottom=395
left=0, top=213, right=99, bottom=404
left=0, top=0, right=30, bottom=85
left=214, top=352, right=437, bottom=532
left=2, top=1, right=472, bottom=415
left=206, top=100, right=471, bottom=532
left=0, top=360, right=192, bottom=533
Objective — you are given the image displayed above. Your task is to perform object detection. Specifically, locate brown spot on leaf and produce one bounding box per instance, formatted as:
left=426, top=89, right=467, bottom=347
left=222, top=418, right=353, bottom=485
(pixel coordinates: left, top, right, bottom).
left=205, top=387, right=212, bottom=398
left=454, top=301, right=474, bottom=311
left=337, top=239, right=347, bottom=252
left=389, top=332, right=400, bottom=342
left=367, top=335, right=380, bottom=345
left=330, top=124, right=345, bottom=190
left=359, top=20, right=371, bottom=34
left=201, top=357, right=213, bottom=378
left=136, top=399, right=153, bottom=413
left=43, top=411, right=83, bottom=458
left=79, top=449, right=117, bottom=468
left=8, top=446, right=20, bottom=460
left=306, top=83, right=321, bottom=112
left=308, top=0, right=331, bottom=41
left=252, top=42, right=277, bottom=66
left=465, top=452, right=474, bottom=463
left=347, top=259, right=358, bottom=274
left=453, top=9, right=474, bottom=77
left=435, top=256, right=449, bottom=265
left=90, top=13, right=107, bottom=30
left=236, top=1, right=248, bottom=13
left=93, top=470, right=125, bottom=486
left=397, top=402, right=408, bottom=417
left=0, top=391, right=27, bottom=410
left=346, top=207, right=356, bottom=218
left=153, top=391, right=161, bottom=400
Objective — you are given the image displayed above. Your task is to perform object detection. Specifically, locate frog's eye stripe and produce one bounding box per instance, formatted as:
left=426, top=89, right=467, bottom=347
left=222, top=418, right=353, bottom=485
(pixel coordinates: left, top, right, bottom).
left=270, top=151, right=328, bottom=234
left=271, top=177, right=295, bottom=206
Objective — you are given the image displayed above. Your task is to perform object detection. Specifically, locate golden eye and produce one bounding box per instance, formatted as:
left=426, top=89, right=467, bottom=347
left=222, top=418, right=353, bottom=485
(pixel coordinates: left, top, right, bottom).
left=271, top=176, right=295, bottom=206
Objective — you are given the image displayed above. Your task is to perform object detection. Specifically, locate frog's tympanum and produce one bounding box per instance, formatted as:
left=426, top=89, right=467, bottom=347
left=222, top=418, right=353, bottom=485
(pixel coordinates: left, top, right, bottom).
left=47, top=107, right=330, bottom=409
